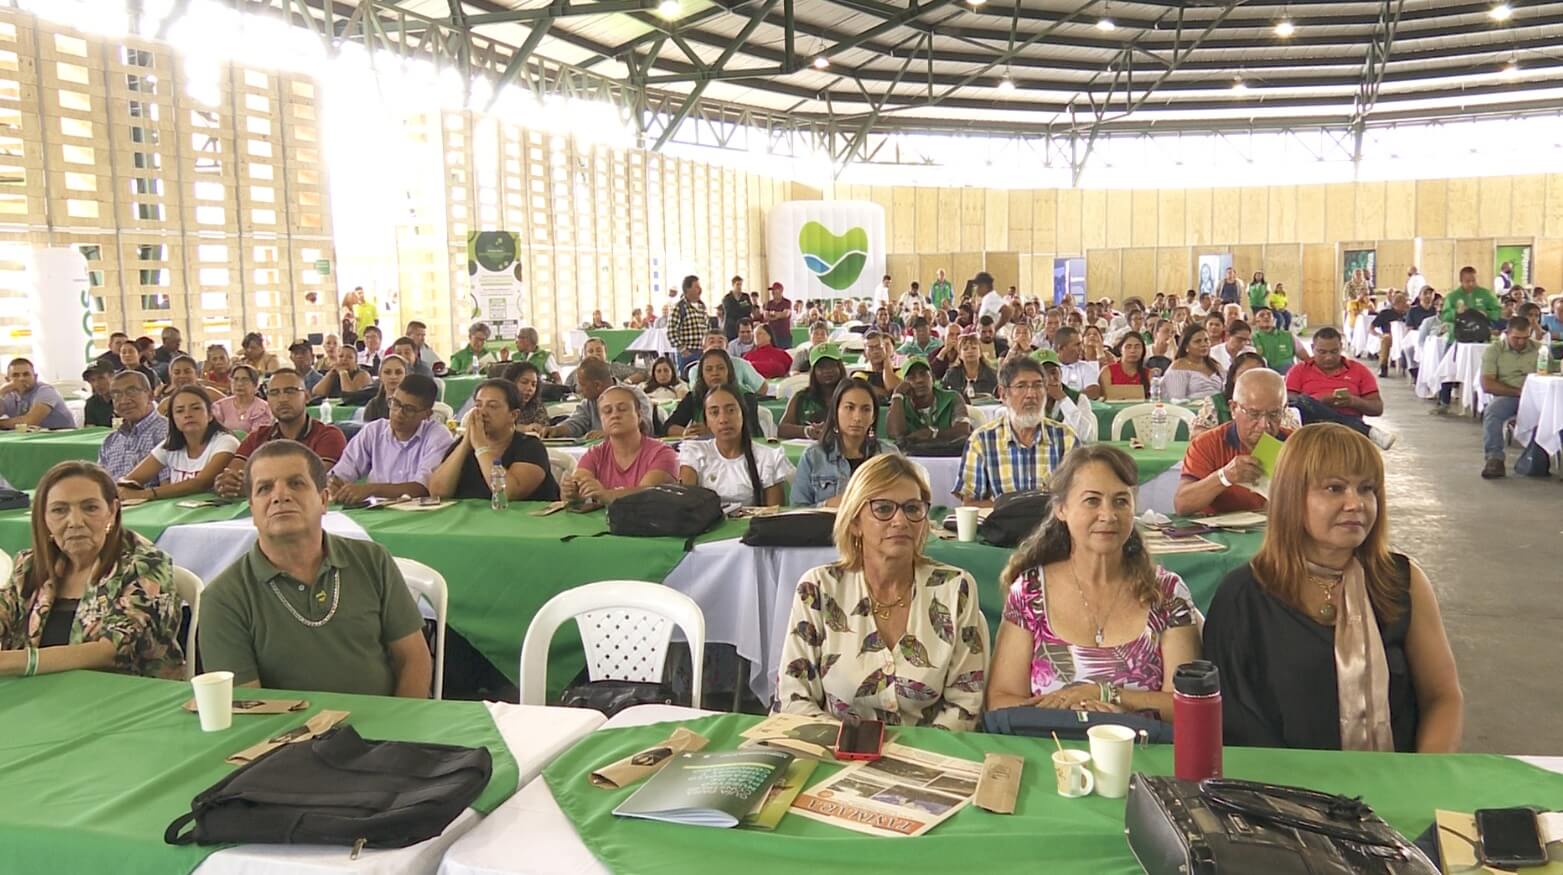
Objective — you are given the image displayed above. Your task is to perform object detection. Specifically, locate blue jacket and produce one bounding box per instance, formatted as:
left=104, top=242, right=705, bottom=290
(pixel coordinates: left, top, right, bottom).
left=791, top=438, right=900, bottom=507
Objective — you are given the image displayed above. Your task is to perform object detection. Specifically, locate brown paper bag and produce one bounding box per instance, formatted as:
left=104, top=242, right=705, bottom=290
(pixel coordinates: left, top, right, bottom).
left=183, top=697, right=309, bottom=715
left=975, top=752, right=1024, bottom=814
left=226, top=710, right=350, bottom=765
left=588, top=727, right=708, bottom=789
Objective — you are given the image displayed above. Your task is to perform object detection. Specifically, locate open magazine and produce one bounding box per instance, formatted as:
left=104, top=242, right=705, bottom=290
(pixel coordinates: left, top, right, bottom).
left=790, top=743, right=982, bottom=838
left=613, top=750, right=793, bottom=828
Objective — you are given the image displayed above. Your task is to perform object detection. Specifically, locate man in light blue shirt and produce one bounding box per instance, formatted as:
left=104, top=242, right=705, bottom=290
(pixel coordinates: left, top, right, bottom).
left=726, top=318, right=757, bottom=358
left=327, top=373, right=453, bottom=504
left=1542, top=296, right=1563, bottom=338
left=288, top=341, right=324, bottom=391
left=897, top=317, right=943, bottom=357
left=0, top=358, right=77, bottom=430
left=686, top=329, right=767, bottom=395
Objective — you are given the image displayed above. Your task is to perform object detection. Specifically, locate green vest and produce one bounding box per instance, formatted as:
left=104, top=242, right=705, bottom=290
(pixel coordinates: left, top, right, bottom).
left=900, top=387, right=959, bottom=432
left=1252, top=329, right=1295, bottom=368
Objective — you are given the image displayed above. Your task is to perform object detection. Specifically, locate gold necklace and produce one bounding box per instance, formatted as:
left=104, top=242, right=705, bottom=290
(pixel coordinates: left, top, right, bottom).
left=1067, top=559, right=1127, bottom=647
left=1308, top=573, right=1341, bottom=623
left=868, top=585, right=911, bottom=620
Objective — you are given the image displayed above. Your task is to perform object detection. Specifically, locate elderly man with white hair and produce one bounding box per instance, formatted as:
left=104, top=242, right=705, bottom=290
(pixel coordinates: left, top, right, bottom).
left=1174, top=367, right=1293, bottom=515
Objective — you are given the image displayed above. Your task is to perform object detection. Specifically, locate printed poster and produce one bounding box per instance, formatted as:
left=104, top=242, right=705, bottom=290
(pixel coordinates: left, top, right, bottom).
left=466, top=230, right=525, bottom=338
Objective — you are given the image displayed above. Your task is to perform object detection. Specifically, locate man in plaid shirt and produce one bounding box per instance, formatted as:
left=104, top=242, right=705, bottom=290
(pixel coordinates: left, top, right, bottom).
left=954, top=355, right=1079, bottom=506
left=668, top=275, right=710, bottom=371
left=98, top=370, right=169, bottom=482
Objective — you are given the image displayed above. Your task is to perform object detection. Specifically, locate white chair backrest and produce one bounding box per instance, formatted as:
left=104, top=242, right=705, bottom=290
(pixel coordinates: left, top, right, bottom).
left=518, top=581, right=705, bottom=708
left=170, top=565, right=203, bottom=680
left=51, top=379, right=90, bottom=399
left=0, top=548, right=12, bottom=585
left=434, top=377, right=447, bottom=402
left=431, top=400, right=454, bottom=422
left=1110, top=402, right=1199, bottom=441
left=546, top=448, right=577, bottom=485
left=755, top=403, right=777, bottom=439
left=65, top=398, right=85, bottom=427
left=775, top=373, right=809, bottom=401
left=394, top=557, right=448, bottom=699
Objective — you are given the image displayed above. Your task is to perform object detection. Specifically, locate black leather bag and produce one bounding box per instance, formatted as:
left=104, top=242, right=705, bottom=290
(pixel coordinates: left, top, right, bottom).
left=164, top=726, right=492, bottom=849
left=1125, top=774, right=1437, bottom=875
left=1453, top=309, right=1493, bottom=343
left=606, top=485, right=724, bottom=538
left=741, top=510, right=836, bottom=547
left=895, top=437, right=968, bottom=457
left=0, top=488, right=28, bottom=511
left=981, top=705, right=1173, bottom=744
left=977, top=489, right=1050, bottom=547
left=559, top=679, right=677, bottom=716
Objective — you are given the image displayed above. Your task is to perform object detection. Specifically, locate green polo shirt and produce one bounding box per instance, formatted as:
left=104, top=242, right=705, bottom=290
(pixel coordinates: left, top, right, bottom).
left=1252, top=328, right=1296, bottom=369
left=200, top=533, right=424, bottom=696
left=1484, top=338, right=1539, bottom=391
left=1440, top=287, right=1503, bottom=325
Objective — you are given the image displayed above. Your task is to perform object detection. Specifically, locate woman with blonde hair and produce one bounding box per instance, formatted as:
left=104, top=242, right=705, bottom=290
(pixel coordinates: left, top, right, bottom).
left=775, top=454, right=988, bottom=729
left=1203, top=423, right=1463, bottom=752
left=986, top=445, right=1199, bottom=720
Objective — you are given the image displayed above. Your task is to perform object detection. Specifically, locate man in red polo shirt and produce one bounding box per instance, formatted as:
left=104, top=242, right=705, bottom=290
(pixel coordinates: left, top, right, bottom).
left=213, top=368, right=346, bottom=498
left=1283, top=326, right=1396, bottom=450
left=1175, top=368, right=1292, bottom=514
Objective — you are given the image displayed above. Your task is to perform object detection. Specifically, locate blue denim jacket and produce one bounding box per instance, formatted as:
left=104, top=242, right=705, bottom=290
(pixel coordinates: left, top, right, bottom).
left=791, top=438, right=900, bottom=507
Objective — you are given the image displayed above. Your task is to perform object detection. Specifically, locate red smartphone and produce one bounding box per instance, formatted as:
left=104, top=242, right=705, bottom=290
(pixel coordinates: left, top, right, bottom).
left=834, top=719, right=885, bottom=762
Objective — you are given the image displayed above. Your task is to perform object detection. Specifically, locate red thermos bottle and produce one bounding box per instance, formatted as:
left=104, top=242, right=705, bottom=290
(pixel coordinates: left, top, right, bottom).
left=1173, top=660, right=1222, bottom=781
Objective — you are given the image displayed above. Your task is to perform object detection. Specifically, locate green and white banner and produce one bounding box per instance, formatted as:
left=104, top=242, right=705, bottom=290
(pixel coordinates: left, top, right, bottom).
left=466, top=230, right=525, bottom=337
left=767, top=200, right=886, bottom=301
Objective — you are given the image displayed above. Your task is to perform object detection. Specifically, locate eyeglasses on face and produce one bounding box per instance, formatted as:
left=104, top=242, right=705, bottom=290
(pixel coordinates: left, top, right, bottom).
left=388, top=398, right=430, bottom=415
left=1234, top=403, right=1286, bottom=423
left=866, top=499, right=930, bottom=522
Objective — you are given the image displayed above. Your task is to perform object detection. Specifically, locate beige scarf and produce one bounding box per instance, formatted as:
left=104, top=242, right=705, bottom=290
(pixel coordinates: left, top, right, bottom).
left=1324, top=558, right=1395, bottom=751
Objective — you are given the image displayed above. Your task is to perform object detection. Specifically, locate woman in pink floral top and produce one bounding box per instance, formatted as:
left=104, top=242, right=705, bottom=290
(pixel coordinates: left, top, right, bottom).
left=986, top=445, right=1200, bottom=721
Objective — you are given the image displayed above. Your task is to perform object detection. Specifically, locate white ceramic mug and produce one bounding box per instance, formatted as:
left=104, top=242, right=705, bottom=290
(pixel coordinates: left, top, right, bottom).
left=191, top=670, right=234, bottom=732
left=955, top=506, right=980, bottom=542
left=1051, top=749, right=1094, bottom=798
left=1087, top=724, right=1137, bottom=799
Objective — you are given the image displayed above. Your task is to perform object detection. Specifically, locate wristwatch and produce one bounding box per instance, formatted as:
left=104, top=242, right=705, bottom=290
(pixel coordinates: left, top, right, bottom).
left=1217, top=467, right=1233, bottom=488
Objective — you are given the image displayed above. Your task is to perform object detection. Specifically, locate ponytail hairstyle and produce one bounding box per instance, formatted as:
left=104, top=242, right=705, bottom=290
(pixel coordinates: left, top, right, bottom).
left=703, top=384, right=764, bottom=506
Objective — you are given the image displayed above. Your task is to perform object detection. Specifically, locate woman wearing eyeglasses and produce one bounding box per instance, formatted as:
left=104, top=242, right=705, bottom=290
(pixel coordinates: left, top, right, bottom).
left=775, top=454, right=989, bottom=730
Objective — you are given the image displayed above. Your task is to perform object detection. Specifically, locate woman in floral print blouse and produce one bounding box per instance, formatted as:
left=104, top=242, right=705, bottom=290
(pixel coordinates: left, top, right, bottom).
left=0, top=461, right=184, bottom=679
left=986, top=445, right=1200, bottom=720
left=775, top=454, right=988, bottom=730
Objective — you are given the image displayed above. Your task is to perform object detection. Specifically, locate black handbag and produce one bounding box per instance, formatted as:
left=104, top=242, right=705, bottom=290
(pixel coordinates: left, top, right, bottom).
left=977, top=489, right=1050, bottom=547
left=1453, top=309, right=1493, bottom=344
left=1125, top=774, right=1437, bottom=875
left=895, top=437, right=968, bottom=457
left=164, top=725, right=492, bottom=849
left=741, top=510, right=836, bottom=547
left=606, top=485, right=724, bottom=538
left=559, top=679, right=677, bottom=716
left=981, top=705, right=1173, bottom=744
left=0, top=488, right=28, bottom=511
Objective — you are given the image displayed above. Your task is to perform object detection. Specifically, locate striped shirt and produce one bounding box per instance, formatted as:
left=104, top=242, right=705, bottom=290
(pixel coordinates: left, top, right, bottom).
left=954, top=413, right=1079, bottom=502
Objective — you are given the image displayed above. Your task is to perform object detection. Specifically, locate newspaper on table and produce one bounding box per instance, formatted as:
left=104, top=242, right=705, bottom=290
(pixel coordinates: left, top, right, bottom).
left=789, top=742, right=982, bottom=838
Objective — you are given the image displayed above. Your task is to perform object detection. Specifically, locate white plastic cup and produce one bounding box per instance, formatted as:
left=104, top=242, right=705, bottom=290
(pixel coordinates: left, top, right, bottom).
left=191, top=671, right=234, bottom=732
left=1087, top=724, right=1137, bottom=798
left=955, top=507, right=980, bottom=542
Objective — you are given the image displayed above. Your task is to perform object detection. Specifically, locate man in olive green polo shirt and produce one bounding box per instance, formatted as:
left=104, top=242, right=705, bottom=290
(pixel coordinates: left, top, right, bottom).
left=200, top=440, right=433, bottom=697
left=1480, top=316, right=1543, bottom=479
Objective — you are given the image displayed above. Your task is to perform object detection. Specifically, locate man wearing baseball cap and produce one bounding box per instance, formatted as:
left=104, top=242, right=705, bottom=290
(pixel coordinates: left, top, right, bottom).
left=887, top=356, right=972, bottom=444
left=764, top=282, right=793, bottom=350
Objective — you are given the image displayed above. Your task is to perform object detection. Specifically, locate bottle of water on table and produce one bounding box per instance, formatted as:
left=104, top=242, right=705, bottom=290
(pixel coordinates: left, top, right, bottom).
left=318, top=398, right=332, bottom=424
left=490, top=461, right=509, bottom=511
left=1148, top=377, right=1169, bottom=450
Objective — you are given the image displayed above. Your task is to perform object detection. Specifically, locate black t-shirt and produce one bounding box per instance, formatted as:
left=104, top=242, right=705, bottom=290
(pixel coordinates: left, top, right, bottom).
left=84, top=395, right=114, bottom=427
left=1405, top=304, right=1438, bottom=331
left=1203, top=559, right=1418, bottom=753
left=1370, top=309, right=1405, bottom=332
left=721, top=293, right=754, bottom=340
left=443, top=432, right=560, bottom=502
left=663, top=390, right=762, bottom=436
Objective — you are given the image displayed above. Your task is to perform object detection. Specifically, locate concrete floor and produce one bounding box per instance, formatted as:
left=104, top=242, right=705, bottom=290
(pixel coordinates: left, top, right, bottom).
left=1362, top=356, right=1562, bottom=754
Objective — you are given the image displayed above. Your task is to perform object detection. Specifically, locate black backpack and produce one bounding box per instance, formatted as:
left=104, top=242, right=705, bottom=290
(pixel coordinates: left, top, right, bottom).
left=977, top=490, right=1050, bottom=547
left=164, top=725, right=492, bottom=849
left=1453, top=309, right=1492, bottom=344
left=740, top=510, right=837, bottom=547
left=607, top=484, right=724, bottom=538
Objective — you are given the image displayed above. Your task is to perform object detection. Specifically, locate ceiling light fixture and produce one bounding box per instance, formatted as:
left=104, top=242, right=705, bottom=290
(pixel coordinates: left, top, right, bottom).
left=656, top=0, right=681, bottom=17
left=812, top=55, right=830, bottom=69
left=1231, top=76, right=1249, bottom=93
left=1489, top=3, right=1513, bottom=21
left=968, top=0, right=986, bottom=7
left=1274, top=19, right=1295, bottom=37
left=998, top=75, right=1016, bottom=92
left=1502, top=57, right=1521, bottom=78
left=1096, top=16, right=1116, bottom=31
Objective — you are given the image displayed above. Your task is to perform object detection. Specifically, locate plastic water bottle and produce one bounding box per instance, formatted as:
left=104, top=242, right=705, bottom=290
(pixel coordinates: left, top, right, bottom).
left=318, top=398, right=332, bottom=424
left=1149, top=403, right=1169, bottom=450
left=1539, top=337, right=1552, bottom=375
left=489, top=462, right=509, bottom=511
left=1149, top=376, right=1163, bottom=405
left=1173, top=660, right=1223, bottom=781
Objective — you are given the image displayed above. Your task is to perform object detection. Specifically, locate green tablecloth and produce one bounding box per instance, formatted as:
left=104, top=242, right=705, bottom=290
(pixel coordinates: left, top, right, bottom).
left=343, top=502, right=749, bottom=694
left=588, top=329, right=643, bottom=363
left=441, top=375, right=484, bottom=410
left=1091, top=400, right=1200, bottom=441
left=0, top=493, right=253, bottom=557
left=1100, top=439, right=1185, bottom=481
left=544, top=713, right=1563, bottom=875
left=791, top=327, right=810, bottom=346
left=0, top=427, right=110, bottom=489
left=0, top=670, right=519, bottom=875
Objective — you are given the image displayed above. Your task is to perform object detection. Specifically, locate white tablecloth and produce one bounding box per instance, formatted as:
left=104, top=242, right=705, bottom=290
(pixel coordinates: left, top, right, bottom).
left=626, top=328, right=675, bottom=358
left=197, top=703, right=604, bottom=875
left=1348, top=312, right=1374, bottom=357
left=438, top=705, right=709, bottom=875
left=158, top=512, right=375, bottom=583
left=436, top=705, right=1563, bottom=875
left=1516, top=374, right=1563, bottom=456
left=563, top=329, right=590, bottom=357
left=1415, top=334, right=1450, bottom=399
left=1435, top=342, right=1491, bottom=414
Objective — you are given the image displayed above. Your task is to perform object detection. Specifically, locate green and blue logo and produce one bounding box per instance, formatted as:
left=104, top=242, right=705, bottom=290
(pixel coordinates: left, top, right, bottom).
left=798, top=221, right=869, bottom=291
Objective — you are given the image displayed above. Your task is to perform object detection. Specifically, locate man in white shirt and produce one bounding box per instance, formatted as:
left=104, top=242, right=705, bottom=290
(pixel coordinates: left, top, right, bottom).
left=1210, top=319, right=1254, bottom=371
left=1405, top=266, right=1427, bottom=299
left=1052, top=326, right=1102, bottom=400
left=874, top=274, right=893, bottom=309
left=975, top=271, right=1007, bottom=328
left=1034, top=353, right=1098, bottom=442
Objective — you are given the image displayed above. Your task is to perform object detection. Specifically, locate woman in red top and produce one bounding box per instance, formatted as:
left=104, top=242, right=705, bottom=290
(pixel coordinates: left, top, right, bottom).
left=744, top=325, right=793, bottom=380
left=1097, top=332, right=1151, bottom=401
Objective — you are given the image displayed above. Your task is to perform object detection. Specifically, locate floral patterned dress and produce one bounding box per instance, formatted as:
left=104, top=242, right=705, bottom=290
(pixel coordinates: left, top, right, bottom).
left=776, top=560, right=989, bottom=730
left=1002, top=564, right=1194, bottom=696
left=1, top=529, right=185, bottom=678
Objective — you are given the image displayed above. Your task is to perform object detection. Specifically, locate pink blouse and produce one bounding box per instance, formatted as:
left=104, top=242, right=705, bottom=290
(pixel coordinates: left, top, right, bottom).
left=212, top=395, right=274, bottom=434
left=577, top=438, right=678, bottom=490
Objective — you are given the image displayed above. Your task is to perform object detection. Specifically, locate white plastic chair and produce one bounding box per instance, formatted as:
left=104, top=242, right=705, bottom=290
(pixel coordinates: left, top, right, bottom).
left=170, top=565, right=203, bottom=680
left=1110, top=402, right=1198, bottom=441
left=394, top=557, right=448, bottom=700
left=431, top=400, right=454, bottom=422
left=775, top=373, right=809, bottom=401
left=755, top=404, right=777, bottom=439
left=434, top=378, right=447, bottom=402
left=518, top=581, right=706, bottom=709
left=51, top=379, right=89, bottom=399
left=546, top=448, right=577, bottom=484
